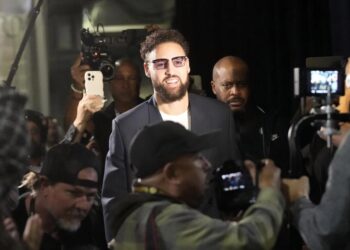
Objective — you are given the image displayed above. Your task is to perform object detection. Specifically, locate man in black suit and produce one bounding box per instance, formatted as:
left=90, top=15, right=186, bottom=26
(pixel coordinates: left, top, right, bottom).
left=102, top=29, right=241, bottom=241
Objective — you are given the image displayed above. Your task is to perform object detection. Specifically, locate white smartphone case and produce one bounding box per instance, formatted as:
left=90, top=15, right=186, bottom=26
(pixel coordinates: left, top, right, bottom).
left=84, top=71, right=104, bottom=97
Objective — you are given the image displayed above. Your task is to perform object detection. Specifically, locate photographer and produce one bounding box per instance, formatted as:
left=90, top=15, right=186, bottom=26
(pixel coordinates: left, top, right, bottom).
left=108, top=121, right=285, bottom=250
left=63, top=55, right=144, bottom=167
left=283, top=131, right=350, bottom=250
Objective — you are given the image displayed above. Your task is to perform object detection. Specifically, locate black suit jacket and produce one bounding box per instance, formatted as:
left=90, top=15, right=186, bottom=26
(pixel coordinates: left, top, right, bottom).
left=102, top=93, right=241, bottom=241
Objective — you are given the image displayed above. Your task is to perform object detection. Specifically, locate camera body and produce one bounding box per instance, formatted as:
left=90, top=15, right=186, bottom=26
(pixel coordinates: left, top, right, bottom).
left=80, top=28, right=148, bottom=81
left=215, top=160, right=257, bottom=213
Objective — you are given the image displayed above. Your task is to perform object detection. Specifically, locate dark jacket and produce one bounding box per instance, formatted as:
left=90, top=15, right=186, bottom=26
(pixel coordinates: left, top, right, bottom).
left=235, top=105, right=290, bottom=176
left=102, top=93, right=241, bottom=241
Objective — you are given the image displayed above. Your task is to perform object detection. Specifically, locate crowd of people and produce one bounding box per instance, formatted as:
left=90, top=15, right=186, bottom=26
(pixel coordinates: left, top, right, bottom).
left=1, top=28, right=350, bottom=250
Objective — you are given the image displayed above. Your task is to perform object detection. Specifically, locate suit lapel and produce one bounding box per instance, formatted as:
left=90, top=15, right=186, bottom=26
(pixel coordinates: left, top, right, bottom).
left=188, top=94, right=207, bottom=134
left=146, top=96, right=163, bottom=124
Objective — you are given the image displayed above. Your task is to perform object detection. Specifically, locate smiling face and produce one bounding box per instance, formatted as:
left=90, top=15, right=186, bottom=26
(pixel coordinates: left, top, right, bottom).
left=144, top=42, right=190, bottom=103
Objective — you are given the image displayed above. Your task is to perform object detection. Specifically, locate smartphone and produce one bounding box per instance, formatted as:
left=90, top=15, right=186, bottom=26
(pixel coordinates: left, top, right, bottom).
left=84, top=71, right=104, bottom=97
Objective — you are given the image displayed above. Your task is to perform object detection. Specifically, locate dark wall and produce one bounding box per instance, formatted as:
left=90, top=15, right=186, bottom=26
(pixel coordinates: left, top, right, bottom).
left=173, top=0, right=333, bottom=116
left=330, top=0, right=350, bottom=56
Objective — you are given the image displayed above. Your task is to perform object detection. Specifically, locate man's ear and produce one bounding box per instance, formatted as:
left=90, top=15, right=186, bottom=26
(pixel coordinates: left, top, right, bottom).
left=39, top=176, right=51, bottom=195
left=211, top=81, right=217, bottom=95
left=144, top=62, right=151, bottom=78
left=162, top=163, right=180, bottom=184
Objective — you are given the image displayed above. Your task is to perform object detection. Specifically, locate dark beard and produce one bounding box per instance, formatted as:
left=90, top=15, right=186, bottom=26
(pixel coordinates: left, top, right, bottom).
left=154, top=76, right=189, bottom=103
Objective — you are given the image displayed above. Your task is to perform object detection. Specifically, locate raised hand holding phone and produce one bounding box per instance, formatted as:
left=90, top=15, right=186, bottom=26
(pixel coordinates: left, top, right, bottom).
left=84, top=71, right=104, bottom=97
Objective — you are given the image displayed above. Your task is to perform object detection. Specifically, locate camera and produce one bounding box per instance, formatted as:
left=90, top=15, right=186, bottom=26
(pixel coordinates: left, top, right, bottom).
left=294, top=56, right=346, bottom=97
left=303, top=68, right=344, bottom=96
left=215, top=160, right=257, bottom=213
left=80, top=28, right=148, bottom=81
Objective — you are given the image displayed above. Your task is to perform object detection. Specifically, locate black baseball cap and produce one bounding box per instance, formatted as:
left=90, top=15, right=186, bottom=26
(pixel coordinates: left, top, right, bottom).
left=38, top=143, right=100, bottom=188
left=129, top=121, right=220, bottom=178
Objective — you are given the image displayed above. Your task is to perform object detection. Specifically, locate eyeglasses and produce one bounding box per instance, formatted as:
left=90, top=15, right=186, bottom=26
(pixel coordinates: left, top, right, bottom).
left=218, top=81, right=249, bottom=90
left=149, top=56, right=188, bottom=70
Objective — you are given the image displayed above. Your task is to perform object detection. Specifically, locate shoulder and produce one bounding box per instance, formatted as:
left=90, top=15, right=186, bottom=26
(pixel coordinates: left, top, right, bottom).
left=110, top=99, right=159, bottom=141
left=189, top=94, right=232, bottom=118
left=114, top=100, right=152, bottom=126
left=190, top=93, right=228, bottom=109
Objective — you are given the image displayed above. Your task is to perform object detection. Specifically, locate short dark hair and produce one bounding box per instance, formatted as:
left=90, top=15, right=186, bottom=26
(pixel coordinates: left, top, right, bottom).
left=140, top=29, right=190, bottom=61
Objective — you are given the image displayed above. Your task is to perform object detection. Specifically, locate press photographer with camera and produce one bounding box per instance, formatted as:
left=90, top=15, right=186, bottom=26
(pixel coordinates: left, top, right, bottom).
left=283, top=130, right=350, bottom=250
left=289, top=57, right=350, bottom=203
left=108, top=121, right=285, bottom=250
left=63, top=54, right=144, bottom=164
left=64, top=28, right=147, bottom=132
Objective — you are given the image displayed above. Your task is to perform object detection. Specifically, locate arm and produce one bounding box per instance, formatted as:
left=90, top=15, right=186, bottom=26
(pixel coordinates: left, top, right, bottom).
left=160, top=160, right=284, bottom=250
left=101, top=119, right=130, bottom=241
left=285, top=132, right=350, bottom=250
left=61, top=95, right=104, bottom=144
left=153, top=187, right=284, bottom=250
left=63, top=55, right=91, bottom=130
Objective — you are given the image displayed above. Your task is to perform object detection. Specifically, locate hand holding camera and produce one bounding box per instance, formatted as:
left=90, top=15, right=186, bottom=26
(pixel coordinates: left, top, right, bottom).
left=73, top=94, right=105, bottom=132
left=216, top=158, right=282, bottom=213
left=282, top=176, right=310, bottom=204
left=258, top=159, right=281, bottom=190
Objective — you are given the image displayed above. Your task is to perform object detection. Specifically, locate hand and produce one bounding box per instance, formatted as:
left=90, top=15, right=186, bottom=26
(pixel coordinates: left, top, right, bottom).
left=318, top=123, right=350, bottom=147
left=282, top=176, right=310, bottom=204
left=258, top=159, right=281, bottom=189
left=86, top=137, right=100, bottom=156
left=244, top=160, right=257, bottom=185
left=71, top=54, right=91, bottom=91
left=3, top=216, right=19, bottom=240
left=73, top=94, right=105, bottom=131
left=23, top=214, right=43, bottom=250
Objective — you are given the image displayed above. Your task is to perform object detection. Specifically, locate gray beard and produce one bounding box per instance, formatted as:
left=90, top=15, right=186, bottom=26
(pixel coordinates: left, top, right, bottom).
left=57, top=217, right=81, bottom=232
left=154, top=77, right=189, bottom=103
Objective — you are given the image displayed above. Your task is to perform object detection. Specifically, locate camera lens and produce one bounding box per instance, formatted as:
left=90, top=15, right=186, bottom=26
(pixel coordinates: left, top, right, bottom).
left=99, top=60, right=115, bottom=81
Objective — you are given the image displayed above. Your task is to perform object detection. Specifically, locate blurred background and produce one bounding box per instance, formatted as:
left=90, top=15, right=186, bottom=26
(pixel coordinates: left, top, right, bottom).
left=0, top=0, right=349, bottom=123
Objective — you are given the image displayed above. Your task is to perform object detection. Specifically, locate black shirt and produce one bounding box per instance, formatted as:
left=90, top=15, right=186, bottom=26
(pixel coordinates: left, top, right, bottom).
left=12, top=193, right=107, bottom=250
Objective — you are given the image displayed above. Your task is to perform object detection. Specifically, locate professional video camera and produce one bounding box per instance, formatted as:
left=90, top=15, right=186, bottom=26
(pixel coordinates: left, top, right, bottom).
left=294, top=56, right=345, bottom=98
left=215, top=160, right=258, bottom=213
left=80, top=28, right=148, bottom=81
left=288, top=56, right=349, bottom=177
